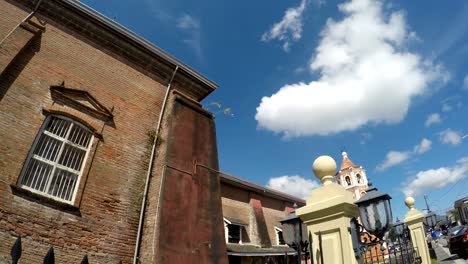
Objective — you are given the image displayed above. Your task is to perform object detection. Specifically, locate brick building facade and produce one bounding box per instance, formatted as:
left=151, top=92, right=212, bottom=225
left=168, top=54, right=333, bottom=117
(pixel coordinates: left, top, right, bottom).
left=220, top=173, right=305, bottom=263
left=0, top=0, right=227, bottom=263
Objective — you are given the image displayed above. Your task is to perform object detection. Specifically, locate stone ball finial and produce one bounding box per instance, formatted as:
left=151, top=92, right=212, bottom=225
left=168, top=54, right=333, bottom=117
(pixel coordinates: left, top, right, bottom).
left=313, top=155, right=336, bottom=185
left=405, top=196, right=415, bottom=209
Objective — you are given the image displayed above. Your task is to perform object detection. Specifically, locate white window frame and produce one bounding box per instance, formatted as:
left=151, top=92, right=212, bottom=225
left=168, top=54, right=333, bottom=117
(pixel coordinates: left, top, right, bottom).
left=18, top=115, right=94, bottom=204
left=224, top=218, right=245, bottom=244
left=275, top=226, right=286, bottom=246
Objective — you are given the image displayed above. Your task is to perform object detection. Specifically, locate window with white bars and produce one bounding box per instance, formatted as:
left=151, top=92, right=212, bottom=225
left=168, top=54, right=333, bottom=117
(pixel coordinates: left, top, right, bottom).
left=19, top=116, right=93, bottom=203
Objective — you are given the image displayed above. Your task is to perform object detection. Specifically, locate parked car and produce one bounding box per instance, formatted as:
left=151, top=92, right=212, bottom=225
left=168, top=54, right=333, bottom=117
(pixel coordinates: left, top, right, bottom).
left=446, top=225, right=466, bottom=244
left=448, top=225, right=468, bottom=259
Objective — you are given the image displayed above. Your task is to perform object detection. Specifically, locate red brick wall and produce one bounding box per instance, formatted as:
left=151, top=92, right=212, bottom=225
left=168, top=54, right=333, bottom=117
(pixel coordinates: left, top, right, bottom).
left=153, top=95, right=228, bottom=264
left=220, top=183, right=300, bottom=247
left=0, top=1, right=168, bottom=263
left=221, top=184, right=250, bottom=225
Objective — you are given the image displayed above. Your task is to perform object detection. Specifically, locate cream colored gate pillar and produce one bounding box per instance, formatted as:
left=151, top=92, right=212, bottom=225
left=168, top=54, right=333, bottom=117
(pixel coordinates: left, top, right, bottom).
left=403, top=197, right=431, bottom=264
left=296, top=156, right=359, bottom=264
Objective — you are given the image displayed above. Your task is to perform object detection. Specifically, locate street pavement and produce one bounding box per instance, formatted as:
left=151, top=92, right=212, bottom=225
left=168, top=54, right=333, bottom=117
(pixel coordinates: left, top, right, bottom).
left=432, top=238, right=467, bottom=264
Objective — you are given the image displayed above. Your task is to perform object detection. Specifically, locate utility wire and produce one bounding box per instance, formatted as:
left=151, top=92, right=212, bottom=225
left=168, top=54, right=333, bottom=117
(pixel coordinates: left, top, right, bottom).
left=431, top=176, right=467, bottom=206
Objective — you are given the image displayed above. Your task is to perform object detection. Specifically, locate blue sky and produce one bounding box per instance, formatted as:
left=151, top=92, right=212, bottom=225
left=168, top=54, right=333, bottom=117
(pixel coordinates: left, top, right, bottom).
left=81, top=0, right=468, bottom=220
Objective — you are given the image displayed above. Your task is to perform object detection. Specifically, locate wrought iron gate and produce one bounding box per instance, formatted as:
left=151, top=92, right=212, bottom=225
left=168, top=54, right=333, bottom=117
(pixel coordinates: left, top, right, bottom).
left=355, top=221, right=422, bottom=264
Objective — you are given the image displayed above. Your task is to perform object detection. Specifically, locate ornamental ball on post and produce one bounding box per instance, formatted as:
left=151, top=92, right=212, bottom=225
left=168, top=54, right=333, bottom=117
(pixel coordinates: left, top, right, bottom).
left=312, top=155, right=336, bottom=185
left=405, top=197, right=415, bottom=210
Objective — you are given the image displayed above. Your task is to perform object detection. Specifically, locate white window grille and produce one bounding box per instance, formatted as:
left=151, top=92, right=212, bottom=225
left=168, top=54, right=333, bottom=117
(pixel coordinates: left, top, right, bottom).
left=19, top=116, right=93, bottom=203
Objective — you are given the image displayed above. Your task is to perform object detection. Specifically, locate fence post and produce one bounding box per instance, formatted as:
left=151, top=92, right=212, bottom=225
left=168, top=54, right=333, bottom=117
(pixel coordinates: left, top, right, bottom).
left=296, top=156, right=359, bottom=264
left=403, top=196, right=431, bottom=264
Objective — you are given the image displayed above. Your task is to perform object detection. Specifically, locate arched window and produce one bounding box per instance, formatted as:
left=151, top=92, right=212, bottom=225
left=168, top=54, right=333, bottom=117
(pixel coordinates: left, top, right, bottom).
left=19, top=115, right=93, bottom=203
left=345, top=176, right=351, bottom=186
left=357, top=174, right=362, bottom=184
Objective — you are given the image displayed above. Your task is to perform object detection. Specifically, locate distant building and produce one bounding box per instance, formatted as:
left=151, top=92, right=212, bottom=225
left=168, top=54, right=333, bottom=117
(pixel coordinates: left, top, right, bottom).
left=454, top=196, right=468, bottom=225
left=335, top=151, right=369, bottom=200
left=220, top=172, right=304, bottom=263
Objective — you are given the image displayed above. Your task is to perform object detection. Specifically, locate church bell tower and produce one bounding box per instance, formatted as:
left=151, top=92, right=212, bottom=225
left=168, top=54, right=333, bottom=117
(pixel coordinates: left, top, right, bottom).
left=335, top=151, right=369, bottom=200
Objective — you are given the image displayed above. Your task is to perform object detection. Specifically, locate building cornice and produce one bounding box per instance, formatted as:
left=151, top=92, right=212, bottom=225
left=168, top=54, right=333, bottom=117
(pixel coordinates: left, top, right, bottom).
left=19, top=0, right=217, bottom=101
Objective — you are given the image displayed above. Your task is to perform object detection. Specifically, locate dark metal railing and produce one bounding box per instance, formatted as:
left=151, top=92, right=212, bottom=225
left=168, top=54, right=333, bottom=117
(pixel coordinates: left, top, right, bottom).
left=6, top=236, right=113, bottom=264
left=354, top=221, right=422, bottom=264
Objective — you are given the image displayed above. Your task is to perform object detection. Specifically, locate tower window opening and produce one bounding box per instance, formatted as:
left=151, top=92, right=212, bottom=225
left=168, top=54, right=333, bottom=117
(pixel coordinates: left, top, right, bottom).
left=345, top=176, right=351, bottom=186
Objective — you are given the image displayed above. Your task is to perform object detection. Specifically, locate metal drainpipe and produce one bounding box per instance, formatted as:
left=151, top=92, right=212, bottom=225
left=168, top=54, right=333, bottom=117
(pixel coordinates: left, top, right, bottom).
left=133, top=65, right=179, bottom=264
left=0, top=0, right=43, bottom=46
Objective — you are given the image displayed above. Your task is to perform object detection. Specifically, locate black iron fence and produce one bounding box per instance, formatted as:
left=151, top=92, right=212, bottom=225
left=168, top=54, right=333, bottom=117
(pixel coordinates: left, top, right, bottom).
left=357, top=222, right=422, bottom=264
left=5, top=236, right=111, bottom=264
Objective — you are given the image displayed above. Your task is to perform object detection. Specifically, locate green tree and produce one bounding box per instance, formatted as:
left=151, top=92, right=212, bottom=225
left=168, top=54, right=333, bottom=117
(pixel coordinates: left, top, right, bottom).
left=205, top=102, right=234, bottom=117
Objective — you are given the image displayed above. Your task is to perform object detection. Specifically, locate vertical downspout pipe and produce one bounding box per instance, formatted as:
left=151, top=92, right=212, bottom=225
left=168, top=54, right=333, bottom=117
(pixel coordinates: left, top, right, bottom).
left=133, top=65, right=179, bottom=264
left=0, top=0, right=43, bottom=46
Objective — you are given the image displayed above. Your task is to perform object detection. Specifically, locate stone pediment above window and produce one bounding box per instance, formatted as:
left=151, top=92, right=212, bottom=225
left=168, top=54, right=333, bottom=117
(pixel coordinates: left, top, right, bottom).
left=50, top=86, right=113, bottom=122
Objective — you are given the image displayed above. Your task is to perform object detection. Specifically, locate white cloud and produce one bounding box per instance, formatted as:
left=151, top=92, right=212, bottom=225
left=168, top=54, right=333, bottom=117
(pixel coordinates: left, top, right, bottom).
left=177, top=14, right=199, bottom=30
left=294, top=66, right=306, bottom=75
left=266, top=175, right=320, bottom=198
left=377, top=138, right=433, bottom=171
left=464, top=75, right=468, bottom=90
left=424, top=113, right=441, bottom=127
left=313, top=0, right=326, bottom=7
left=402, top=157, right=468, bottom=197
left=441, top=96, right=462, bottom=113
left=360, top=132, right=372, bottom=144
left=256, top=0, right=447, bottom=138
left=376, top=151, right=411, bottom=171
left=177, top=14, right=202, bottom=59
left=144, top=0, right=172, bottom=22
left=441, top=104, right=452, bottom=112
left=376, top=138, right=432, bottom=171
left=413, top=138, right=432, bottom=154
left=261, top=0, right=308, bottom=52
left=440, top=128, right=462, bottom=145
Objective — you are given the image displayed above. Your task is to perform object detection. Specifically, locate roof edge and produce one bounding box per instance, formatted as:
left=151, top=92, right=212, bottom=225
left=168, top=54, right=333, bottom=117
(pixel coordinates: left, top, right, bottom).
left=60, top=0, right=218, bottom=90
left=220, top=172, right=305, bottom=205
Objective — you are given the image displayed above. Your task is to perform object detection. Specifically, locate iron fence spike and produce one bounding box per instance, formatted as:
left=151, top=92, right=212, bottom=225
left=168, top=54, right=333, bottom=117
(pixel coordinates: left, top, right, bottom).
left=81, top=254, right=89, bottom=264
left=43, top=246, right=55, bottom=264
left=10, top=236, right=22, bottom=264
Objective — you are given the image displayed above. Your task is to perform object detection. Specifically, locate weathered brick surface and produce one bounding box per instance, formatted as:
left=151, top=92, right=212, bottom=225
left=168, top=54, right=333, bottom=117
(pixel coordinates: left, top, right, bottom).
left=262, top=195, right=292, bottom=246
left=220, top=181, right=303, bottom=247
left=220, top=184, right=250, bottom=225
left=152, top=96, right=228, bottom=264
left=0, top=1, right=218, bottom=263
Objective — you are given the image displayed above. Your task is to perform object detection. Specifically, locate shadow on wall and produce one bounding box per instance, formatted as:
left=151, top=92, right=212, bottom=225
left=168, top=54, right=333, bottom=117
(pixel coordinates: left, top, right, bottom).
left=0, top=32, right=42, bottom=101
